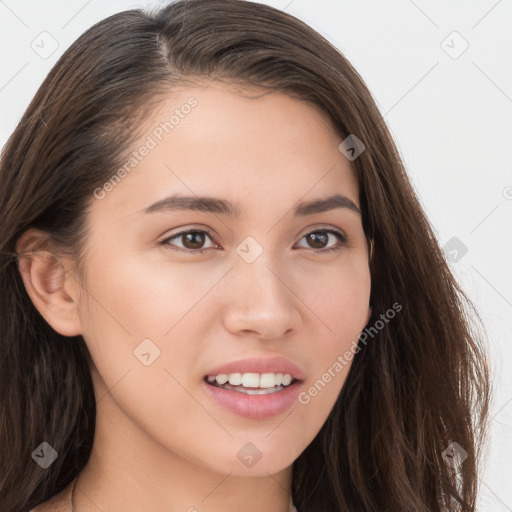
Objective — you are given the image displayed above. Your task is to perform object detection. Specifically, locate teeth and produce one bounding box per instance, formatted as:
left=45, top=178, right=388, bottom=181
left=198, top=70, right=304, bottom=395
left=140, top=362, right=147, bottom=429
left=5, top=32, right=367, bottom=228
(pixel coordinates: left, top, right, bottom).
left=206, top=372, right=295, bottom=388
left=218, top=383, right=285, bottom=395
left=228, top=373, right=242, bottom=386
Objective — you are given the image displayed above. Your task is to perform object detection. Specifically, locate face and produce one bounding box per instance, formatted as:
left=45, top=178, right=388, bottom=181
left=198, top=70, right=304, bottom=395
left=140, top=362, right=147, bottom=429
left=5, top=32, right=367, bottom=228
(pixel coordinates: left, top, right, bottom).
left=68, top=81, right=371, bottom=477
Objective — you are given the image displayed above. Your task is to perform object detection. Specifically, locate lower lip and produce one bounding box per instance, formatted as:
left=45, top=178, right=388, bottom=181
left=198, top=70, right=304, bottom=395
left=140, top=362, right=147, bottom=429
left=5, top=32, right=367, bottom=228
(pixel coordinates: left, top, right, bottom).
left=202, top=379, right=303, bottom=420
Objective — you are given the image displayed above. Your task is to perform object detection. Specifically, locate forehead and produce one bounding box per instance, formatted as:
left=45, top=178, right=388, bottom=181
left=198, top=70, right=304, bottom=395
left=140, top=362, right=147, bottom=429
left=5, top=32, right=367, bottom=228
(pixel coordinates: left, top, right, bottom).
left=89, top=81, right=360, bottom=220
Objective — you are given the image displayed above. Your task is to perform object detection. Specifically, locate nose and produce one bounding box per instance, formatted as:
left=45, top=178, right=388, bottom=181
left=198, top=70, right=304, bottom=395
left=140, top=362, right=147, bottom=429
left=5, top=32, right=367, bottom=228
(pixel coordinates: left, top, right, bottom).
left=222, top=257, right=302, bottom=340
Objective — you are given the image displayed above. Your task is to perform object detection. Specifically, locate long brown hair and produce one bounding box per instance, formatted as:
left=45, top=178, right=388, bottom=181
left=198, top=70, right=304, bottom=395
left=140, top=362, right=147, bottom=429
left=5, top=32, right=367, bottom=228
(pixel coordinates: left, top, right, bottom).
left=0, top=1, right=490, bottom=510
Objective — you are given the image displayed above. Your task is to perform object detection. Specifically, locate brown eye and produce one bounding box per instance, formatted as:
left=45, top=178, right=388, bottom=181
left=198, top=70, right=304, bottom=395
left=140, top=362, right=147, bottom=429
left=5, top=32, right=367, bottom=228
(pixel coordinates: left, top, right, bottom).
left=305, top=231, right=329, bottom=249
left=181, top=231, right=207, bottom=249
left=160, top=229, right=217, bottom=253
left=296, top=229, right=347, bottom=252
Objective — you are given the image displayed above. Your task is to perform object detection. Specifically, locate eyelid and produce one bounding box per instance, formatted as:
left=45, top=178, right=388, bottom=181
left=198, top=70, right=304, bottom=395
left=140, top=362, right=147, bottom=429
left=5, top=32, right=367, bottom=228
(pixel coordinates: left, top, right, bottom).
left=297, top=224, right=346, bottom=239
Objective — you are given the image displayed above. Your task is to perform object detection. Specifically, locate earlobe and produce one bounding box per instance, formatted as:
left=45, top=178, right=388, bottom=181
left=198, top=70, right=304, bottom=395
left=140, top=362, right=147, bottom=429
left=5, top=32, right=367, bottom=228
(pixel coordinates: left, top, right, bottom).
left=16, top=228, right=83, bottom=337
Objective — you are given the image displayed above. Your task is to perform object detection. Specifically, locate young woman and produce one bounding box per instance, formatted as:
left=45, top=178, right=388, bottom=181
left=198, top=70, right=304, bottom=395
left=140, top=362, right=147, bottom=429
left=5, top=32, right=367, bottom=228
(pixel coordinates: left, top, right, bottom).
left=0, top=1, right=490, bottom=511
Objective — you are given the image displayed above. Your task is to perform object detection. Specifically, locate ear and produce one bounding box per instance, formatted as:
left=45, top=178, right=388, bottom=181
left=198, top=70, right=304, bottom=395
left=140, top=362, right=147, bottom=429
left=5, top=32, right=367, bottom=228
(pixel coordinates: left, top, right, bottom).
left=16, top=227, right=83, bottom=337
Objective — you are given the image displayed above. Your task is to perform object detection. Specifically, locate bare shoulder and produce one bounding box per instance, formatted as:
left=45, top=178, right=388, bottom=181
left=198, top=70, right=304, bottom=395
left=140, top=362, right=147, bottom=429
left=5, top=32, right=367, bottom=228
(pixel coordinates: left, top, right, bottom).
left=30, top=478, right=76, bottom=512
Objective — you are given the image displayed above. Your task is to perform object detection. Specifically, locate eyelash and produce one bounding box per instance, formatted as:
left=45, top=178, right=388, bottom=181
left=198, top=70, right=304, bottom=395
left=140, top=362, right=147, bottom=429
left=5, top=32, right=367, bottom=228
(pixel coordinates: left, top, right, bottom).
left=158, top=226, right=348, bottom=254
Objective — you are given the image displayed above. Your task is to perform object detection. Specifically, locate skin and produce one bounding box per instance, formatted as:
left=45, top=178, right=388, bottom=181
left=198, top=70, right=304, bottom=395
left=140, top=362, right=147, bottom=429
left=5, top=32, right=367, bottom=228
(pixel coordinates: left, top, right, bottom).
left=17, top=81, right=371, bottom=512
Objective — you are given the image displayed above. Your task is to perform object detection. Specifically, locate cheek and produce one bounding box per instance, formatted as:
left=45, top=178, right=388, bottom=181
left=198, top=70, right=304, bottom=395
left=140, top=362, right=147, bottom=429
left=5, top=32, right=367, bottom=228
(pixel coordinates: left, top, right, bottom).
left=304, top=255, right=371, bottom=338
left=294, top=258, right=370, bottom=423
left=77, top=253, right=212, bottom=439
left=77, top=250, right=215, bottom=398
left=81, top=250, right=209, bottom=338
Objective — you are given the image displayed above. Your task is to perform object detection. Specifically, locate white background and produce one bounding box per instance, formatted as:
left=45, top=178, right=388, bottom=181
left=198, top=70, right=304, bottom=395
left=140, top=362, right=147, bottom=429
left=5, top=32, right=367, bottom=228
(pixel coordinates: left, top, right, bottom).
left=1, top=0, right=510, bottom=509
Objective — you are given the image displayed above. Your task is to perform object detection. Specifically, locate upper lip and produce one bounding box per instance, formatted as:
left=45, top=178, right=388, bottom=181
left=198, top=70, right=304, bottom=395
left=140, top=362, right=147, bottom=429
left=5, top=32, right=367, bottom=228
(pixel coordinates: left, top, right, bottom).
left=205, top=356, right=305, bottom=381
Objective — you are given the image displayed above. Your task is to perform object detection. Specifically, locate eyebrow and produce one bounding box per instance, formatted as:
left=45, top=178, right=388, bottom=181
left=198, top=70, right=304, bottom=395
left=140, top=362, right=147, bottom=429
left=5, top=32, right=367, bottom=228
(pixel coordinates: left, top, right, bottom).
left=139, top=193, right=361, bottom=217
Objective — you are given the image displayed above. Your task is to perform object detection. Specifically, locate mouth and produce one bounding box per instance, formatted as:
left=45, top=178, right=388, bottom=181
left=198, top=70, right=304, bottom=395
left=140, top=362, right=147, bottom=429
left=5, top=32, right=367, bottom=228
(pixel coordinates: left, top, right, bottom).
left=202, top=373, right=305, bottom=420
left=201, top=357, right=306, bottom=418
